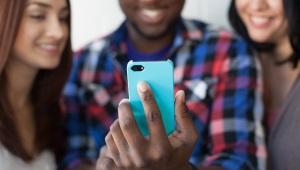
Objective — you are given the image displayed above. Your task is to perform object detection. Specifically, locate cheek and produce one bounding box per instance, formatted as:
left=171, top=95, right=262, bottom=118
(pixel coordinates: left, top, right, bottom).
left=119, top=1, right=134, bottom=15
left=15, top=24, right=40, bottom=50
left=14, top=30, right=33, bottom=59
left=235, top=1, right=250, bottom=28
left=235, top=0, right=248, bottom=16
left=62, top=26, right=70, bottom=42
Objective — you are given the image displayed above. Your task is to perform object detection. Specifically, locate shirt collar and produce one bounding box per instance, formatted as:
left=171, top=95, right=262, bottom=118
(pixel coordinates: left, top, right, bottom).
left=109, top=18, right=207, bottom=58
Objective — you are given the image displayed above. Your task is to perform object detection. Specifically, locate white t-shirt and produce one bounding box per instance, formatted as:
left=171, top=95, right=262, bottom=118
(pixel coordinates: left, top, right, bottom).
left=0, top=144, right=56, bottom=170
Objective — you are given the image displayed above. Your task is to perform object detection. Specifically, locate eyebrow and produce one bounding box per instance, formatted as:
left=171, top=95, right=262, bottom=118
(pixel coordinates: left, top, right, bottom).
left=26, top=1, right=68, bottom=11
left=27, top=2, right=51, bottom=8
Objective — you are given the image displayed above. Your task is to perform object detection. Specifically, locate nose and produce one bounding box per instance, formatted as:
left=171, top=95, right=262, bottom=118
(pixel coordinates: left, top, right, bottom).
left=45, top=17, right=66, bottom=41
left=249, top=0, right=269, bottom=11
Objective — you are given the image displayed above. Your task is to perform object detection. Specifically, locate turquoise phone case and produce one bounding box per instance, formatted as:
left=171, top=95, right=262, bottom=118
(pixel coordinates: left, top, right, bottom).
left=127, top=60, right=175, bottom=136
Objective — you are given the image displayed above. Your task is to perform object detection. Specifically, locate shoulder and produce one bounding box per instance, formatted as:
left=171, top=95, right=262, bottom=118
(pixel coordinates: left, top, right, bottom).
left=204, top=24, right=249, bottom=49
left=73, top=22, right=127, bottom=64
left=70, top=32, right=119, bottom=76
left=194, top=22, right=253, bottom=61
left=182, top=20, right=256, bottom=74
left=181, top=19, right=251, bottom=53
left=74, top=36, right=111, bottom=61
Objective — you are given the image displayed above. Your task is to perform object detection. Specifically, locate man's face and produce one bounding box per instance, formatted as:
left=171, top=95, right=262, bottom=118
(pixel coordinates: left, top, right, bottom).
left=119, top=0, right=185, bottom=40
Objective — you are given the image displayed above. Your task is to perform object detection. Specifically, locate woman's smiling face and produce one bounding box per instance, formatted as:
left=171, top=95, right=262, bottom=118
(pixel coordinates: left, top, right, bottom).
left=235, top=0, right=288, bottom=44
left=12, top=0, right=69, bottom=71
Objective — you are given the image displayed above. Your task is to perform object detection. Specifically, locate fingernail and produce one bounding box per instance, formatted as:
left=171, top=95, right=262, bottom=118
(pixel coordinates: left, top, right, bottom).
left=178, top=90, right=185, bottom=103
left=118, top=99, right=129, bottom=106
left=138, top=81, right=148, bottom=93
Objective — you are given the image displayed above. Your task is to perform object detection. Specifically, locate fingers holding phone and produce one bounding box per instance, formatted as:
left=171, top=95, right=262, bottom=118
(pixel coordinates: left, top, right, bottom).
left=96, top=60, right=198, bottom=170
left=97, top=87, right=198, bottom=170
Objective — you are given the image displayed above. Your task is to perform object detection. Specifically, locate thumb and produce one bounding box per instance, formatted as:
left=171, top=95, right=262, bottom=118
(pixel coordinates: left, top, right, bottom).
left=174, top=90, right=197, bottom=137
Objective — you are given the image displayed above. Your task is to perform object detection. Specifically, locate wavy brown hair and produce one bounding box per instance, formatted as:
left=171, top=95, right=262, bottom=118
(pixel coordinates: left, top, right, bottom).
left=0, top=0, right=72, bottom=162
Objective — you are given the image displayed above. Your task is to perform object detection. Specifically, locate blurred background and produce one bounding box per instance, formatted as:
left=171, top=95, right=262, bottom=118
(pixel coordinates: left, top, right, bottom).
left=70, top=0, right=231, bottom=50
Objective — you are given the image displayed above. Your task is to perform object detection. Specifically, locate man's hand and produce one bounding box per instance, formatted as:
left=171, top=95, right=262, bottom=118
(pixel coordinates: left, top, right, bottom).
left=96, top=81, right=198, bottom=170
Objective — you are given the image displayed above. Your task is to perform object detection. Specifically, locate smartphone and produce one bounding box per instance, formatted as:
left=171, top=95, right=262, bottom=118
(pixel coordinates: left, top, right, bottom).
left=127, top=60, right=175, bottom=136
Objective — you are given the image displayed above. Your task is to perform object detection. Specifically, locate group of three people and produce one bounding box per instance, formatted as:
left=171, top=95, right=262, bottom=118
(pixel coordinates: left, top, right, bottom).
left=0, top=0, right=299, bottom=170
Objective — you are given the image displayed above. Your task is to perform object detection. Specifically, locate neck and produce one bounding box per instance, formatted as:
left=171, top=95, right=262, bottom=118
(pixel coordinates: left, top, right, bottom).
left=259, top=36, right=294, bottom=66
left=127, top=27, right=174, bottom=53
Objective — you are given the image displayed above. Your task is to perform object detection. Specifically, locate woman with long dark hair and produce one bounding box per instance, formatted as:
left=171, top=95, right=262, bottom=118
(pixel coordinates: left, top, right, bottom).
left=0, top=0, right=71, bottom=169
left=229, top=0, right=300, bottom=169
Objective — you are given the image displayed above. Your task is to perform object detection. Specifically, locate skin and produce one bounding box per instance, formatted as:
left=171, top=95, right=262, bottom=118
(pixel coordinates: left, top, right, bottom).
left=98, top=82, right=197, bottom=170
left=4, top=0, right=69, bottom=157
left=96, top=82, right=222, bottom=170
left=119, top=0, right=185, bottom=52
left=235, top=0, right=300, bottom=124
left=235, top=0, right=287, bottom=45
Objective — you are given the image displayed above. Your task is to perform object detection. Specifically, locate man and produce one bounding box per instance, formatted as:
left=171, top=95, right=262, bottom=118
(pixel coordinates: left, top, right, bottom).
left=63, top=0, right=265, bottom=169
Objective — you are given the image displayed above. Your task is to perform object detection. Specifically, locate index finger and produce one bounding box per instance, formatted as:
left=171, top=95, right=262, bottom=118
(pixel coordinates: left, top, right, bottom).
left=137, top=81, right=170, bottom=146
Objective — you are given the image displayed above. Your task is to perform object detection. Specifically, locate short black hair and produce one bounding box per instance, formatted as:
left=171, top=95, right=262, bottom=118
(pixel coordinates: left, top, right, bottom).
left=228, top=0, right=300, bottom=68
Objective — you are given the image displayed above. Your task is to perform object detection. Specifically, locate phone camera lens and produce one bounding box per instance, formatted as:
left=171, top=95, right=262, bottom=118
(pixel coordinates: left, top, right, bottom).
left=131, top=65, right=144, bottom=71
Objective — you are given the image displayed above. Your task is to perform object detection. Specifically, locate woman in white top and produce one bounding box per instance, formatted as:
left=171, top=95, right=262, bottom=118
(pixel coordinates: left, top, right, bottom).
left=0, top=0, right=71, bottom=169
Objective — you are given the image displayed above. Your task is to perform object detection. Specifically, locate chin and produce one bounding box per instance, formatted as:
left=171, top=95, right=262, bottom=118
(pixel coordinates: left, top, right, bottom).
left=252, top=38, right=270, bottom=44
left=39, top=62, right=60, bottom=70
left=249, top=33, right=271, bottom=43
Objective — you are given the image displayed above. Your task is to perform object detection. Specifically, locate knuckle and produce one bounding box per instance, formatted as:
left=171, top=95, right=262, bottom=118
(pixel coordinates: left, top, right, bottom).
left=111, top=155, right=121, bottom=166
left=120, top=115, right=134, bottom=130
left=147, top=110, right=160, bottom=122
left=121, top=159, right=133, bottom=168
left=105, top=133, right=112, bottom=144
left=141, top=91, right=154, bottom=102
left=135, top=156, right=151, bottom=169
left=130, top=150, right=148, bottom=168
left=99, top=157, right=113, bottom=169
left=135, top=160, right=149, bottom=169
left=152, top=149, right=170, bottom=162
left=110, top=121, right=120, bottom=133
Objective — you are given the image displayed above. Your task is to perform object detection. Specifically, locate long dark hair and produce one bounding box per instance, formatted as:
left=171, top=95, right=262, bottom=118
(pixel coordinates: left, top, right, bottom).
left=0, top=0, right=72, bottom=162
left=228, top=0, right=300, bottom=68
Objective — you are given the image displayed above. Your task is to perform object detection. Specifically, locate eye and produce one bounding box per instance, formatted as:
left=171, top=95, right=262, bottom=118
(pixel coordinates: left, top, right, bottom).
left=59, top=15, right=69, bottom=23
left=59, top=10, right=70, bottom=23
left=30, top=15, right=45, bottom=21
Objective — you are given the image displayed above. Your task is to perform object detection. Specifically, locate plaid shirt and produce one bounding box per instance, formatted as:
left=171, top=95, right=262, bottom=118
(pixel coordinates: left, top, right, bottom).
left=62, top=19, right=266, bottom=170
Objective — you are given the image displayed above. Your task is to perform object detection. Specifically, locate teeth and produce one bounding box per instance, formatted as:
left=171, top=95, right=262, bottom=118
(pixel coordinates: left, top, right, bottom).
left=251, top=16, right=270, bottom=25
left=141, top=9, right=161, bottom=18
left=40, top=44, right=58, bottom=50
